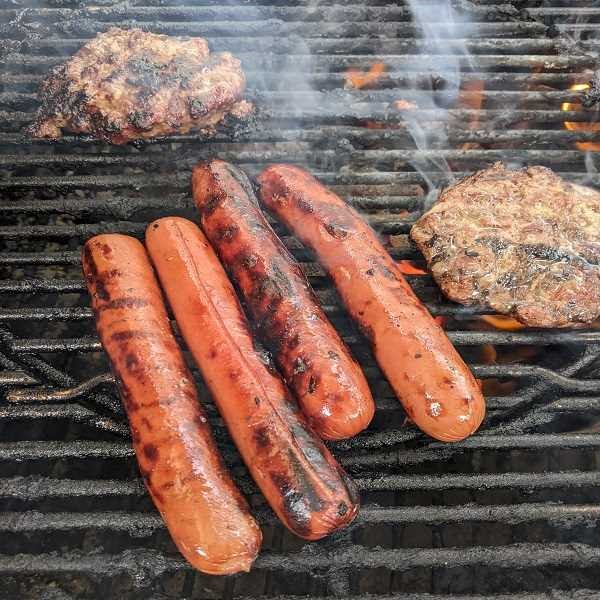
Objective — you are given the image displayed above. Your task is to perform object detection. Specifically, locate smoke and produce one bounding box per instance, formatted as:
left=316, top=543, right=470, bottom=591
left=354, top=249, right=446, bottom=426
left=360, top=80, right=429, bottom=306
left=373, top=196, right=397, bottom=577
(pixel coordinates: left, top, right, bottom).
left=402, top=0, right=477, bottom=208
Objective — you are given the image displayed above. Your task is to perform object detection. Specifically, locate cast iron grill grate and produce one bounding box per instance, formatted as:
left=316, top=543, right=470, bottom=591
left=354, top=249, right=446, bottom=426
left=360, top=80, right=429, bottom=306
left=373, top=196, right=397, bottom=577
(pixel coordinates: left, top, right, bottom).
left=1, top=1, right=600, bottom=598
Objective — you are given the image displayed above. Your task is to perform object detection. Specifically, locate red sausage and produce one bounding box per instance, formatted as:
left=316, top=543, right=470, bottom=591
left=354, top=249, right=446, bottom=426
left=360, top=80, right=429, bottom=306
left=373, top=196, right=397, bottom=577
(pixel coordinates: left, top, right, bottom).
left=82, top=234, right=261, bottom=574
left=257, top=165, right=486, bottom=443
left=190, top=159, right=374, bottom=440
left=146, top=217, right=359, bottom=540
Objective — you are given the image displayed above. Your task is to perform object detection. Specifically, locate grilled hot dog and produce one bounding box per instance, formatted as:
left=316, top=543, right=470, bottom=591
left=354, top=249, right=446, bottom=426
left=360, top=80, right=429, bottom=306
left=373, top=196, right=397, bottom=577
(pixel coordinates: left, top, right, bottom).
left=190, top=159, right=374, bottom=441
left=146, top=217, right=359, bottom=540
left=82, top=234, right=261, bottom=574
left=257, top=165, right=486, bottom=442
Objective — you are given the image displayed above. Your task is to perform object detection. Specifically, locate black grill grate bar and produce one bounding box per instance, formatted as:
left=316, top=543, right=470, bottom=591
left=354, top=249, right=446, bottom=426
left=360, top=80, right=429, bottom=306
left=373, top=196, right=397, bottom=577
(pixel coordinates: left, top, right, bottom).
left=0, top=4, right=557, bottom=23
left=0, top=38, right=573, bottom=58
left=1, top=108, right=596, bottom=133
left=0, top=21, right=552, bottom=41
left=0, top=543, right=598, bottom=577
left=2, top=470, right=598, bottom=504
left=2, top=170, right=599, bottom=193
left=4, top=52, right=591, bottom=71
left=0, top=149, right=595, bottom=171
left=2, top=502, right=600, bottom=535
left=2, top=129, right=600, bottom=150
left=0, top=303, right=495, bottom=322
left=0, top=251, right=81, bottom=265
left=0, top=195, right=418, bottom=216
left=0, top=403, right=129, bottom=436
left=2, top=434, right=600, bottom=465
left=8, top=331, right=600, bottom=354
left=0, top=71, right=585, bottom=91
left=2, top=388, right=599, bottom=415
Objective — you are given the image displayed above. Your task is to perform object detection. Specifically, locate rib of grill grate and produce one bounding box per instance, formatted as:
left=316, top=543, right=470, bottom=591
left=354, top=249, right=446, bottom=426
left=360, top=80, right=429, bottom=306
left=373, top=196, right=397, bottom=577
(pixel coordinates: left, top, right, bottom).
left=1, top=0, right=600, bottom=598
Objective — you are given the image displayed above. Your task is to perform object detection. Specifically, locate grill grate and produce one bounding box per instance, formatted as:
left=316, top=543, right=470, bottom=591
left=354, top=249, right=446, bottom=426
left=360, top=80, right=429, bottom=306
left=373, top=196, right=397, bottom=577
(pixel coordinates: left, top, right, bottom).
left=1, top=0, right=600, bottom=598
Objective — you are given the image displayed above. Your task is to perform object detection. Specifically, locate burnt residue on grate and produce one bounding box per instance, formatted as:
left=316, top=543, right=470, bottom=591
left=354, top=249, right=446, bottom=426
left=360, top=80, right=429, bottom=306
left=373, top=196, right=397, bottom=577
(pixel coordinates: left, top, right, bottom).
left=1, top=0, right=600, bottom=598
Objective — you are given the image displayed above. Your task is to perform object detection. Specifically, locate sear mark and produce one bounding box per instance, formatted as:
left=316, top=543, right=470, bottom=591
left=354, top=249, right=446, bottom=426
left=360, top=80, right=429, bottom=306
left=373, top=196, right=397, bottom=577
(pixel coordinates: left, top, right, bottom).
left=296, top=197, right=314, bottom=214
left=98, top=297, right=149, bottom=311
left=143, top=443, right=159, bottom=462
left=254, top=426, right=271, bottom=449
left=293, top=356, right=308, bottom=375
left=215, top=224, right=239, bottom=241
left=324, top=223, right=349, bottom=239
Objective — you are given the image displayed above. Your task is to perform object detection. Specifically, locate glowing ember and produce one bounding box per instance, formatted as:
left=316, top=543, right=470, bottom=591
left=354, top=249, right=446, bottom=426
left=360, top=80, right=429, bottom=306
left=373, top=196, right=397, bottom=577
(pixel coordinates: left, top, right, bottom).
left=345, top=62, right=386, bottom=90
left=393, top=99, right=417, bottom=111
left=561, top=83, right=600, bottom=151
left=479, top=343, right=498, bottom=365
left=364, top=120, right=388, bottom=129
left=434, top=316, right=446, bottom=328
left=480, top=315, right=526, bottom=331
left=397, top=260, right=428, bottom=276
left=458, top=80, right=485, bottom=150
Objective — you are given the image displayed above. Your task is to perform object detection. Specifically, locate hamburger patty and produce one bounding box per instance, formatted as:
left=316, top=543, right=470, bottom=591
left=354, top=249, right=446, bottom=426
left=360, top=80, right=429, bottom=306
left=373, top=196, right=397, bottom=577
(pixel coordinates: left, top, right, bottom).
left=28, top=28, right=252, bottom=144
left=410, top=162, right=600, bottom=328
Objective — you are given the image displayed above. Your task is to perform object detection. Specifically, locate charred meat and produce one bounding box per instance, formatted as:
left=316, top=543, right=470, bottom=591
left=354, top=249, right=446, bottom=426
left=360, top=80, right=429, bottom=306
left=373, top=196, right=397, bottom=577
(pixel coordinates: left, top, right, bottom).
left=28, top=28, right=252, bottom=144
left=411, top=162, right=600, bottom=328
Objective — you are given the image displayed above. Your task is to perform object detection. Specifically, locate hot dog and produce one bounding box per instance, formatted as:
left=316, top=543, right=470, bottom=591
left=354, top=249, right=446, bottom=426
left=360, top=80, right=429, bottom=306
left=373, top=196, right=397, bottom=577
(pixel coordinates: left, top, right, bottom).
left=257, top=165, right=486, bottom=443
left=145, top=217, right=359, bottom=540
left=190, top=159, right=374, bottom=441
left=82, top=234, right=261, bottom=574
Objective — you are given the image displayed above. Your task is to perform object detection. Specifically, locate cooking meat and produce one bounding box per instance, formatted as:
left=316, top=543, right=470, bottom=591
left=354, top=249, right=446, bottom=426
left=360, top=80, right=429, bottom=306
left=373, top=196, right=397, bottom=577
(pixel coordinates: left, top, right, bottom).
left=410, top=162, right=600, bottom=327
left=28, top=27, right=252, bottom=144
left=192, top=160, right=375, bottom=441
left=82, top=234, right=261, bottom=574
left=258, top=164, right=485, bottom=443
left=146, top=217, right=360, bottom=539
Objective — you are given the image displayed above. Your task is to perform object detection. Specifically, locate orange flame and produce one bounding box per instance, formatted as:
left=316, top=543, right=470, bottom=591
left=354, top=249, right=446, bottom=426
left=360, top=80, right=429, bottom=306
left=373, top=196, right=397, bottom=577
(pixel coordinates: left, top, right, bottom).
left=345, top=62, right=386, bottom=90
left=479, top=343, right=498, bottom=365
left=458, top=80, right=485, bottom=150
left=561, top=83, right=600, bottom=151
left=397, top=260, right=428, bottom=276
left=434, top=316, right=446, bottom=328
left=480, top=315, right=526, bottom=331
left=393, top=99, right=418, bottom=111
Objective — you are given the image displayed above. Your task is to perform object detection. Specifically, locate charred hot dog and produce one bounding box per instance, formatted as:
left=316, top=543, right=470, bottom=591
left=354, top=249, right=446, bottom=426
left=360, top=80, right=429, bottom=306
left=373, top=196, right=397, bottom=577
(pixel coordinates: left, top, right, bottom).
left=146, top=217, right=359, bottom=540
left=257, top=165, right=486, bottom=442
left=82, top=234, right=261, bottom=573
left=190, top=159, right=374, bottom=441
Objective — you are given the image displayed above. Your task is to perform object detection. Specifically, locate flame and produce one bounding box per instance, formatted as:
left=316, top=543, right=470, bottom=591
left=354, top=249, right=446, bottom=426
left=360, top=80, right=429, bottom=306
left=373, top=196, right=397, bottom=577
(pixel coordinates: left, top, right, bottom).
left=482, top=379, right=518, bottom=396
left=364, top=121, right=387, bottom=129
left=458, top=80, right=485, bottom=150
left=561, top=83, right=600, bottom=151
left=480, top=315, right=526, bottom=331
left=393, top=99, right=417, bottom=111
left=479, top=343, right=498, bottom=365
left=397, top=260, right=428, bottom=276
left=345, top=63, right=386, bottom=90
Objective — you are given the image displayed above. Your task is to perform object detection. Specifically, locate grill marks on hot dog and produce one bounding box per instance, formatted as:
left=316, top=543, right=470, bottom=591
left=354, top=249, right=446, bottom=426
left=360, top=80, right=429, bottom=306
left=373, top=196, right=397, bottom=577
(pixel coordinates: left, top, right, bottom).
left=257, top=165, right=486, bottom=443
left=145, top=217, right=359, bottom=539
left=191, top=159, right=374, bottom=441
left=82, top=234, right=261, bottom=574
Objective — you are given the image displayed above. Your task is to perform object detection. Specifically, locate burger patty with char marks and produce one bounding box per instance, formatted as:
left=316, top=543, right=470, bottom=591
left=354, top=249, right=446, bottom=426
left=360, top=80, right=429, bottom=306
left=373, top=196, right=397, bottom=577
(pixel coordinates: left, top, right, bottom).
left=28, top=28, right=252, bottom=144
left=410, top=162, right=600, bottom=328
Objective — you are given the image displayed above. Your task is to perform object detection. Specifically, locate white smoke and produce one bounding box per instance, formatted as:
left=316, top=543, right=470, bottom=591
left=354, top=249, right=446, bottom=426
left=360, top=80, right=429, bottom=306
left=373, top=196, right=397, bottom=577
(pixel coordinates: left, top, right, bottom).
left=402, top=0, right=477, bottom=208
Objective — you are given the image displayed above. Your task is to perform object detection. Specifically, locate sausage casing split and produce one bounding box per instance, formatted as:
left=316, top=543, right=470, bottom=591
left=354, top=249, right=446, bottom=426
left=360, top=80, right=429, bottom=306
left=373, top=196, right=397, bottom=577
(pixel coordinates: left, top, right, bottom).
left=190, top=159, right=374, bottom=441
left=257, top=165, right=486, bottom=443
left=82, top=234, right=261, bottom=574
left=146, top=217, right=359, bottom=540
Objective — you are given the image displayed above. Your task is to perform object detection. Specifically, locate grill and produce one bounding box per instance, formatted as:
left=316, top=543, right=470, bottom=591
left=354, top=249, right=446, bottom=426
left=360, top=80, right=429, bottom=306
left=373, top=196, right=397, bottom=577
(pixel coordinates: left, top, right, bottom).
left=1, top=1, right=600, bottom=598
